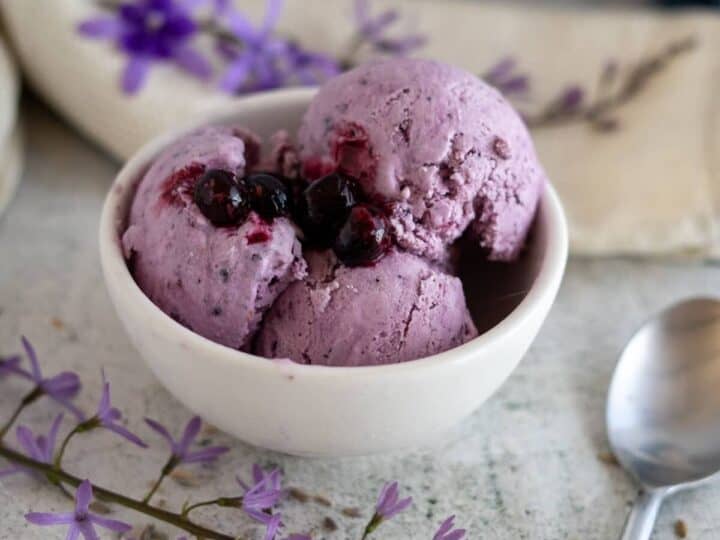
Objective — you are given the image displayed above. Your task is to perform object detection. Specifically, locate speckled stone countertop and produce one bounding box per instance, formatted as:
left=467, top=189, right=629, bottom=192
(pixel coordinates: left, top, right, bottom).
left=1, top=99, right=719, bottom=540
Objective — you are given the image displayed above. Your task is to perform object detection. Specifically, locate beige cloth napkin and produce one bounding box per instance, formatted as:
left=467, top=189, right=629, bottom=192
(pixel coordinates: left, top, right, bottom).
left=1, top=0, right=718, bottom=257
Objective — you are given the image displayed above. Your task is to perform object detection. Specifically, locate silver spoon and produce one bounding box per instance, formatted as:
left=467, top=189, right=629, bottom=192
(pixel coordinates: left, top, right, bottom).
left=607, top=297, right=720, bottom=540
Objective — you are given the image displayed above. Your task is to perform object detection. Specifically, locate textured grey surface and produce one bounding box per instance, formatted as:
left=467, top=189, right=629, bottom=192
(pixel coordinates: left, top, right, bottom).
left=1, top=99, right=719, bottom=539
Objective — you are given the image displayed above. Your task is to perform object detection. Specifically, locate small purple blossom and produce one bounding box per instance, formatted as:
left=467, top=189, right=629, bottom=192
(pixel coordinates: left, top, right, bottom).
left=78, top=0, right=211, bottom=94
left=239, top=465, right=283, bottom=523
left=433, top=515, right=466, bottom=540
left=375, top=481, right=412, bottom=520
left=0, top=414, right=63, bottom=477
left=83, top=371, right=146, bottom=447
left=483, top=57, right=530, bottom=96
left=1, top=338, right=83, bottom=419
left=26, top=479, right=132, bottom=539
left=353, top=0, right=426, bottom=56
left=144, top=415, right=228, bottom=464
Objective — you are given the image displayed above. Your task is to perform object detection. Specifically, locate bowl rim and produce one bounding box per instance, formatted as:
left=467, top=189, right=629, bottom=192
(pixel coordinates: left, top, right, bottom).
left=99, top=87, right=568, bottom=378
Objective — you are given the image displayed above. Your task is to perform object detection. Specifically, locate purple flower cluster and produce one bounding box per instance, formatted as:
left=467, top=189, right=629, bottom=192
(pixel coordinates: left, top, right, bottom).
left=482, top=57, right=529, bottom=97
left=77, top=0, right=426, bottom=95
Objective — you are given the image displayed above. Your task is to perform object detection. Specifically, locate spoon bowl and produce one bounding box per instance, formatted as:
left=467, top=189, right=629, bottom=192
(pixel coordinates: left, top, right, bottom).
left=607, top=297, right=720, bottom=538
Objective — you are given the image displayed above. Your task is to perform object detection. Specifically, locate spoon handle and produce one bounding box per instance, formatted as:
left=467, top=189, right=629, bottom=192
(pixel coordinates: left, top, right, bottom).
left=620, top=489, right=665, bottom=540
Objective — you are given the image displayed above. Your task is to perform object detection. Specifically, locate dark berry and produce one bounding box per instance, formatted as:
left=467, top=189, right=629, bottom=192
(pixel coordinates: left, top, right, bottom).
left=299, top=172, right=359, bottom=246
left=333, top=204, right=391, bottom=266
left=245, top=173, right=291, bottom=220
left=193, top=169, right=249, bottom=226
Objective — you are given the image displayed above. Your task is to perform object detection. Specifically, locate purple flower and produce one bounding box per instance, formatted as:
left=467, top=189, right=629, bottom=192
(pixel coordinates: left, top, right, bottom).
left=144, top=416, right=229, bottom=465
left=82, top=371, right=146, bottom=447
left=238, top=465, right=283, bottom=522
left=483, top=57, right=530, bottom=96
left=433, top=515, right=466, bottom=540
left=375, top=481, right=412, bottom=520
left=353, top=0, right=426, bottom=56
left=1, top=338, right=83, bottom=419
left=0, top=414, right=63, bottom=477
left=26, top=479, right=132, bottom=538
left=78, top=0, right=211, bottom=94
left=263, top=513, right=282, bottom=540
left=362, top=481, right=412, bottom=538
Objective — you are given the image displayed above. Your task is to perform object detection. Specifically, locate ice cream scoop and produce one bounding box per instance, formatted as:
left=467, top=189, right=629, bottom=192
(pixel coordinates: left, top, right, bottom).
left=298, top=58, right=545, bottom=262
left=255, top=249, right=478, bottom=366
left=122, top=126, right=306, bottom=350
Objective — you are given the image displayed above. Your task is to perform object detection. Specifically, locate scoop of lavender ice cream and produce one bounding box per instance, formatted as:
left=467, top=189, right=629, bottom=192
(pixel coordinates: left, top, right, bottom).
left=298, top=58, right=545, bottom=262
left=255, top=250, right=478, bottom=366
left=122, top=126, right=306, bottom=350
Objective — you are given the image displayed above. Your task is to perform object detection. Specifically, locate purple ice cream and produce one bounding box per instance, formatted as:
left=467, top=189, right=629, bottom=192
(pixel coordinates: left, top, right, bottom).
left=255, top=250, right=478, bottom=366
left=298, top=58, right=545, bottom=262
left=123, top=126, right=306, bottom=350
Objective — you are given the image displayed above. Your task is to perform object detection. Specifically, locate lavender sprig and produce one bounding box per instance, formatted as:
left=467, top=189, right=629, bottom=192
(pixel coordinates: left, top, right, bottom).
left=361, top=481, right=413, bottom=539
left=143, top=416, right=229, bottom=503
left=520, top=36, right=697, bottom=132
left=0, top=337, right=463, bottom=539
left=26, top=480, right=133, bottom=539
left=352, top=0, right=426, bottom=57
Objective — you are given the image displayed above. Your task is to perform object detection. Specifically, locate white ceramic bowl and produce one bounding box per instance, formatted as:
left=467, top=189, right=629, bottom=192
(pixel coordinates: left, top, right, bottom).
left=100, top=88, right=568, bottom=457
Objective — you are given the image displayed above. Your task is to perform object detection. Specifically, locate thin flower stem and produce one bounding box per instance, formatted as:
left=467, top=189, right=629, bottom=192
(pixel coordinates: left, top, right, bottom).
left=0, top=387, right=42, bottom=440
left=142, top=455, right=177, bottom=504
left=361, top=514, right=381, bottom=540
left=53, top=424, right=83, bottom=469
left=182, top=496, right=244, bottom=518
left=0, top=443, right=238, bottom=540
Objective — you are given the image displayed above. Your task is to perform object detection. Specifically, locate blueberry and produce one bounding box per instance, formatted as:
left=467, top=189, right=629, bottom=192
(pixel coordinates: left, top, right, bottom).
left=245, top=172, right=291, bottom=220
left=333, top=204, right=391, bottom=266
left=299, top=172, right=359, bottom=246
left=193, top=169, right=249, bottom=226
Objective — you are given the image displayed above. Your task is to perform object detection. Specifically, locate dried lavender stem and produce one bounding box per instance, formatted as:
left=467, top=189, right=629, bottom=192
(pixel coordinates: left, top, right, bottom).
left=182, top=496, right=244, bottom=518
left=53, top=424, right=83, bottom=468
left=0, top=443, right=238, bottom=540
left=142, top=455, right=177, bottom=504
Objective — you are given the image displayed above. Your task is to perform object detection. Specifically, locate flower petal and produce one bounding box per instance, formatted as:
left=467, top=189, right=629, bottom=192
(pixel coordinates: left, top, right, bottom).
left=88, top=514, right=133, bottom=533
left=75, top=480, right=94, bottom=514
left=261, top=0, right=284, bottom=35
left=66, top=526, right=81, bottom=540
left=77, top=520, right=100, bottom=540
left=77, top=17, right=123, bottom=39
left=16, top=425, right=42, bottom=460
left=25, top=512, right=76, bottom=525
left=43, top=372, right=82, bottom=400
left=264, top=513, right=282, bottom=540
left=144, top=417, right=175, bottom=449
left=182, top=445, right=229, bottom=464
left=0, top=466, right=21, bottom=477
left=47, top=413, right=65, bottom=456
left=21, top=336, right=42, bottom=381
left=121, top=56, right=152, bottom=95
left=105, top=422, right=148, bottom=448
left=177, top=416, right=202, bottom=456
left=52, top=397, right=86, bottom=421
left=173, top=47, right=212, bottom=80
